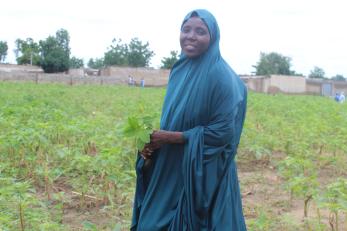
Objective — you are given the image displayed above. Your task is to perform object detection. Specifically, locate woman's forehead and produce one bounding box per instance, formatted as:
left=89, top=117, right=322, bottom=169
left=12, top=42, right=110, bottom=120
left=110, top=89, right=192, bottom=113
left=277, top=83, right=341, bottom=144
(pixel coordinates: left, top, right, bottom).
left=183, top=17, right=208, bottom=28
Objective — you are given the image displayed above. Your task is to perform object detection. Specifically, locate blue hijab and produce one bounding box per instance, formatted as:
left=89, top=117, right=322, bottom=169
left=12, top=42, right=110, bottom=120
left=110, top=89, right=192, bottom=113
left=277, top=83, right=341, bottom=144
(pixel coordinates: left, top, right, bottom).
left=132, top=9, right=247, bottom=231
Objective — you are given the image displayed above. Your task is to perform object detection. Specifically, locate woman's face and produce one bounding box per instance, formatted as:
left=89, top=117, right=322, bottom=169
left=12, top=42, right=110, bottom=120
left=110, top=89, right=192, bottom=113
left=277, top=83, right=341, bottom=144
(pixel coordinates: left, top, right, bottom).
left=180, top=16, right=210, bottom=59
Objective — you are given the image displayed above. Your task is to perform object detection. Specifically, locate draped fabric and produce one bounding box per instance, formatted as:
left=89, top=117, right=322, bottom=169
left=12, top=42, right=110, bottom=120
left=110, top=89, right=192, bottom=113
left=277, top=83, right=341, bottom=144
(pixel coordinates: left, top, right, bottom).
left=131, top=9, right=247, bottom=231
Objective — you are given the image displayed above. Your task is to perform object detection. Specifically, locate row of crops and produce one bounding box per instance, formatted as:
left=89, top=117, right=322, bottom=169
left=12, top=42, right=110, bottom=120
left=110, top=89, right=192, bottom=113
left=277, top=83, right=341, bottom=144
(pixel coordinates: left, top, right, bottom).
left=0, top=82, right=346, bottom=230
left=240, top=92, right=347, bottom=230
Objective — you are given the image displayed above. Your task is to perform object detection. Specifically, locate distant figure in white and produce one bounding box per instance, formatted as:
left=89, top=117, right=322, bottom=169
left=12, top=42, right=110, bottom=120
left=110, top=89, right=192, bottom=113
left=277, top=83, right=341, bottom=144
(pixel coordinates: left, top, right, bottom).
left=140, top=78, right=145, bottom=88
left=335, top=92, right=345, bottom=103
left=339, top=92, right=345, bottom=103
left=128, top=75, right=134, bottom=86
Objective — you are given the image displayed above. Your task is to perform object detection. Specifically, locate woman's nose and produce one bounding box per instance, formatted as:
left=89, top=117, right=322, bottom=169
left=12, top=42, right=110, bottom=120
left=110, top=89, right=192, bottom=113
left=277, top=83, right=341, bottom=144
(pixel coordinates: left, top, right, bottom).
left=186, top=31, right=197, bottom=40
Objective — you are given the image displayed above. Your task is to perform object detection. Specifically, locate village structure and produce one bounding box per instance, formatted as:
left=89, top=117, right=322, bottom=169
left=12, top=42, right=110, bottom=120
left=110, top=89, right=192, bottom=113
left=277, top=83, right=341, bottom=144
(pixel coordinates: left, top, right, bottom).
left=1, top=63, right=347, bottom=96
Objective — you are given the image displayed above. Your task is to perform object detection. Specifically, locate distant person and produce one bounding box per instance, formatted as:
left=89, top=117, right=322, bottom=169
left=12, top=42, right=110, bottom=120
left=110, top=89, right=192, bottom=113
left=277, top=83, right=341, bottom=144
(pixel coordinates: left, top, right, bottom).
left=131, top=9, right=247, bottom=231
left=339, top=92, right=345, bottom=103
left=335, top=92, right=345, bottom=103
left=335, top=92, right=340, bottom=102
left=140, top=78, right=145, bottom=88
left=128, top=75, right=134, bottom=86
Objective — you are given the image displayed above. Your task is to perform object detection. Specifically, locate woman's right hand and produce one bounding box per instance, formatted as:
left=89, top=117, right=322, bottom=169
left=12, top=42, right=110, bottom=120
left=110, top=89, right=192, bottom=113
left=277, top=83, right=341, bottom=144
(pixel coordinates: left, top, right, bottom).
left=140, top=143, right=154, bottom=160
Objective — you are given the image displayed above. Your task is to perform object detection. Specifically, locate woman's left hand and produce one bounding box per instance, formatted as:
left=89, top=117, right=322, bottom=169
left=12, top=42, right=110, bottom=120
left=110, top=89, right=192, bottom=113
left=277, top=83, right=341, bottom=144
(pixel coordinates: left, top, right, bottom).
left=149, top=130, right=185, bottom=150
left=149, top=130, right=169, bottom=150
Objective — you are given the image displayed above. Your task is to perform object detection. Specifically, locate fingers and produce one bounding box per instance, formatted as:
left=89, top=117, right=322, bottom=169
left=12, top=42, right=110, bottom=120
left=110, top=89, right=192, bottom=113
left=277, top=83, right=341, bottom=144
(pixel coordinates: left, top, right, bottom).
left=140, top=145, right=154, bottom=160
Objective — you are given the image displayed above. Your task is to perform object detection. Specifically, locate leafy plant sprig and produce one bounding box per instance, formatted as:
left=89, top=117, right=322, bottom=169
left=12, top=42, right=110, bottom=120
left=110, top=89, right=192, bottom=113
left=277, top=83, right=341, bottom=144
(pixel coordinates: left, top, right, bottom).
left=123, top=115, right=157, bottom=151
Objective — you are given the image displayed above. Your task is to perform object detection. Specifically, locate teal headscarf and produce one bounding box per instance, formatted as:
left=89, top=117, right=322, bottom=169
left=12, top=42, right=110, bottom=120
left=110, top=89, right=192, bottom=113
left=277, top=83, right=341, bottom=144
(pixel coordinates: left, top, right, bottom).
left=132, top=9, right=247, bottom=231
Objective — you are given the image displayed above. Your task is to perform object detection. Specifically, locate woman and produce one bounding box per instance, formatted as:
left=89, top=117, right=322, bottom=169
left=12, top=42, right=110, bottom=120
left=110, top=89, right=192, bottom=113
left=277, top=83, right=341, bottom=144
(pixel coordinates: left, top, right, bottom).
left=131, top=9, right=247, bottom=231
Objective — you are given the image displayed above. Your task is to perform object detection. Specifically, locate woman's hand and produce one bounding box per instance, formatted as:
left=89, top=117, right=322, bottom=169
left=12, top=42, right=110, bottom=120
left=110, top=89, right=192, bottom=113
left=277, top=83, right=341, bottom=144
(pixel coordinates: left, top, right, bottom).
left=140, top=130, right=185, bottom=160
left=149, top=130, right=170, bottom=150
left=150, top=130, right=185, bottom=149
left=140, top=143, right=154, bottom=160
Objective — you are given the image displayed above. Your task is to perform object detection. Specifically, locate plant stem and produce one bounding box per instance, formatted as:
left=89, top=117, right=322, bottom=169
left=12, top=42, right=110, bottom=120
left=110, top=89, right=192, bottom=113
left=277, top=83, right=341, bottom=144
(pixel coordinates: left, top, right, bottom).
left=316, top=208, right=322, bottom=226
left=304, top=195, right=312, bottom=218
left=19, top=202, right=25, bottom=231
left=44, top=164, right=51, bottom=200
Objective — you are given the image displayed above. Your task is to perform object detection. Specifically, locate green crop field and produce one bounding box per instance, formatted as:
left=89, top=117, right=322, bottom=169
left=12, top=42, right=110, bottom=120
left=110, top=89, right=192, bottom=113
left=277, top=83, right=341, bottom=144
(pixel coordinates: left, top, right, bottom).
left=0, top=82, right=346, bottom=231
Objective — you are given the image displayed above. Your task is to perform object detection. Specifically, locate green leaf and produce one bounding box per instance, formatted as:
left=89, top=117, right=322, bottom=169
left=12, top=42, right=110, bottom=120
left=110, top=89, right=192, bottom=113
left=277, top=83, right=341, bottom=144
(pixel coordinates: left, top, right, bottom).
left=113, top=223, right=122, bottom=231
left=82, top=221, right=98, bottom=231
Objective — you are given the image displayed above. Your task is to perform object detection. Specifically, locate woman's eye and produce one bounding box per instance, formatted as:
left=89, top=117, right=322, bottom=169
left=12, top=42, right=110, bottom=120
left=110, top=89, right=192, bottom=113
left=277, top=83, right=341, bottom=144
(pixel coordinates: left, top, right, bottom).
left=196, top=28, right=207, bottom=36
left=182, top=27, right=191, bottom=33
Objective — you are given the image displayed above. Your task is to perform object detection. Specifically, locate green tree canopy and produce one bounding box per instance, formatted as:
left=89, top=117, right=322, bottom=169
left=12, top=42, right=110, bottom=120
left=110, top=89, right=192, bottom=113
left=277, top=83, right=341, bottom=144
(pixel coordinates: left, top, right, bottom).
left=309, top=66, right=325, bottom=79
left=14, top=38, right=40, bottom=65
left=103, top=38, right=154, bottom=67
left=55, top=29, right=70, bottom=54
left=87, top=58, right=104, bottom=69
left=253, top=52, right=293, bottom=75
left=69, top=56, right=84, bottom=69
left=104, top=38, right=128, bottom=66
left=160, top=50, right=179, bottom=69
left=331, top=74, right=345, bottom=81
left=39, top=29, right=70, bottom=73
left=127, top=38, right=154, bottom=67
left=0, top=41, right=8, bottom=63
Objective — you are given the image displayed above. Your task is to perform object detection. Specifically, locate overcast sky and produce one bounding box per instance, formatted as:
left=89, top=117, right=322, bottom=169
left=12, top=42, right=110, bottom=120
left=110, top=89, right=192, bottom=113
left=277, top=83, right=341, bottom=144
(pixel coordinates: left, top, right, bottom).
left=1, top=0, right=346, bottom=77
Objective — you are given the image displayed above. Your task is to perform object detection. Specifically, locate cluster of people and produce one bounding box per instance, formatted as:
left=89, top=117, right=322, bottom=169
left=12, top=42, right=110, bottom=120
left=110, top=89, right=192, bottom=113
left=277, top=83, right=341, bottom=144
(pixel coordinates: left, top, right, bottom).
left=128, top=75, right=145, bottom=87
left=335, top=92, right=345, bottom=103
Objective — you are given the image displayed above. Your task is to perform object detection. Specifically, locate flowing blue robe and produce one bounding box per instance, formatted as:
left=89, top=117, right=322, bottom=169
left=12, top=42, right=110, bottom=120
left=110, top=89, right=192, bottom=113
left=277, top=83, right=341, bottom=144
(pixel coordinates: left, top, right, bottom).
left=131, top=9, right=247, bottom=231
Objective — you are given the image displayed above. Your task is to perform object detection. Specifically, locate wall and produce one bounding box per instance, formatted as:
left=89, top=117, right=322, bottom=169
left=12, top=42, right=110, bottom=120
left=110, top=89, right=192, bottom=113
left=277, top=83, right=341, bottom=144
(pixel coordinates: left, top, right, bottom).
left=0, top=72, right=127, bottom=85
left=306, top=80, right=321, bottom=95
left=2, top=64, right=347, bottom=94
left=0, top=63, right=43, bottom=73
left=100, top=66, right=170, bottom=86
left=333, top=81, right=347, bottom=94
left=269, top=75, right=306, bottom=93
left=0, top=65, right=170, bottom=87
left=241, top=76, right=268, bottom=92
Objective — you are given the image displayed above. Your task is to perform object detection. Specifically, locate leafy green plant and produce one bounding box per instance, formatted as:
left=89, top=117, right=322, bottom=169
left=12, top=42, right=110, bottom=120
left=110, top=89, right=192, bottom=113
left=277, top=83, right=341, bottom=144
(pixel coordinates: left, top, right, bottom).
left=247, top=207, right=273, bottom=231
left=123, top=115, right=157, bottom=151
left=1, top=83, right=346, bottom=230
left=317, top=178, right=347, bottom=231
left=0, top=176, right=64, bottom=230
left=278, top=153, right=319, bottom=218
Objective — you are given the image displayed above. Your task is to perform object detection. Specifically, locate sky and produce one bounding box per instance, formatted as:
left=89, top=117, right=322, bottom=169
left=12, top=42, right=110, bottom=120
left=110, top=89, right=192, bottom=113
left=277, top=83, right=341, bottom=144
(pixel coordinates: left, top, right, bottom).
left=1, top=0, right=346, bottom=77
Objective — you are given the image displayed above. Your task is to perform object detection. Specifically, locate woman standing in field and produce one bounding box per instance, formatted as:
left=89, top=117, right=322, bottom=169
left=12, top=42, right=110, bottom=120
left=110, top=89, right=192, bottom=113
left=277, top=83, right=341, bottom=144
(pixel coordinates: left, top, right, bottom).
left=131, top=9, right=247, bottom=231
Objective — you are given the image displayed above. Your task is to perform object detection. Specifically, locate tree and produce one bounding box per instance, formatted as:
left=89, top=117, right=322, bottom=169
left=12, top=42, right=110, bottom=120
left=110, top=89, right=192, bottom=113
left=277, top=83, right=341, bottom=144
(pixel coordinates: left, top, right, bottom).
left=69, top=56, right=84, bottom=69
left=104, top=38, right=128, bottom=66
left=103, top=38, right=154, bottom=67
left=40, top=36, right=68, bottom=73
left=331, top=74, right=345, bottom=81
left=161, top=50, right=179, bottom=69
left=0, top=41, right=8, bottom=63
left=39, top=29, right=70, bottom=73
left=87, top=58, right=104, bottom=69
left=14, top=38, right=40, bottom=65
left=309, top=66, right=325, bottom=79
left=55, top=29, right=70, bottom=55
left=127, top=38, right=154, bottom=67
left=253, top=52, right=293, bottom=75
